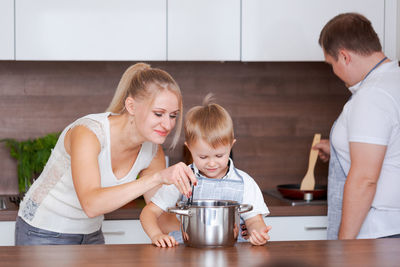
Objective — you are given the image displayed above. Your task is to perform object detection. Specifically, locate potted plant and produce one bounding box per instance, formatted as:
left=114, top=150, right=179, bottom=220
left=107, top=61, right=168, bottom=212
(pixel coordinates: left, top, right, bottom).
left=1, top=132, right=60, bottom=194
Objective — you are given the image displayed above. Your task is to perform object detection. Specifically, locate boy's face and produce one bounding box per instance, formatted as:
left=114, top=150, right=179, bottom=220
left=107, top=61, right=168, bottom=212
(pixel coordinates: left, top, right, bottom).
left=186, top=138, right=234, bottom=179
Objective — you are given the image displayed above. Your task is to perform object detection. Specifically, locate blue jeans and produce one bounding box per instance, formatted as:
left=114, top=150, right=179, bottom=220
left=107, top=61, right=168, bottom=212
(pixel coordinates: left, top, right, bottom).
left=15, top=216, right=105, bottom=245
left=381, top=233, right=400, bottom=238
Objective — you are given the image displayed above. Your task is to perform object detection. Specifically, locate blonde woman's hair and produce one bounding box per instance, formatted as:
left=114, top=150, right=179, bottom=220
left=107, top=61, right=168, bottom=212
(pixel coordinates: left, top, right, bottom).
left=106, top=63, right=183, bottom=148
left=184, top=93, right=234, bottom=148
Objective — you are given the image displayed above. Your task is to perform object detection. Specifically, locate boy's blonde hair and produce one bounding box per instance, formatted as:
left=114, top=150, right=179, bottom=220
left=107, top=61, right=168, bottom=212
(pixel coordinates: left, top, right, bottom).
left=184, top=93, right=234, bottom=148
left=106, top=63, right=183, bottom=149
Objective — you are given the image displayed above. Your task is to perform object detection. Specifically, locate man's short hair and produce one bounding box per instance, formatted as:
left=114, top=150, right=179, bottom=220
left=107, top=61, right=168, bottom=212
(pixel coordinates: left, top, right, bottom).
left=319, top=13, right=382, bottom=60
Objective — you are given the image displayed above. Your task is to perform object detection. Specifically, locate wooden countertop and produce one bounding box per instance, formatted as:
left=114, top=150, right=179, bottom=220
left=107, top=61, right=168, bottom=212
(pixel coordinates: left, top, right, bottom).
left=0, top=193, right=327, bottom=221
left=1, top=239, right=399, bottom=267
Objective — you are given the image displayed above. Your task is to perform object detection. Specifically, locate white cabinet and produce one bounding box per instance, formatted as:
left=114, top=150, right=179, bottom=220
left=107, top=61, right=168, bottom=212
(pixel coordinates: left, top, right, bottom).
left=0, top=217, right=326, bottom=245
left=4, top=0, right=397, bottom=61
left=0, top=0, right=14, bottom=60
left=16, top=0, right=166, bottom=61
left=102, top=220, right=151, bottom=244
left=0, top=221, right=15, bottom=246
left=168, top=0, right=241, bottom=61
left=102, top=217, right=326, bottom=244
left=242, top=0, right=385, bottom=61
left=0, top=220, right=149, bottom=245
left=384, top=0, right=400, bottom=60
left=265, top=216, right=327, bottom=241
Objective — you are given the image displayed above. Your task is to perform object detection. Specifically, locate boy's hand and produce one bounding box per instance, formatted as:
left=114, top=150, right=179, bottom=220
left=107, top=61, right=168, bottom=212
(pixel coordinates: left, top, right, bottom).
left=151, top=233, right=178, bottom=248
left=240, top=223, right=249, bottom=240
left=249, top=226, right=272, bottom=246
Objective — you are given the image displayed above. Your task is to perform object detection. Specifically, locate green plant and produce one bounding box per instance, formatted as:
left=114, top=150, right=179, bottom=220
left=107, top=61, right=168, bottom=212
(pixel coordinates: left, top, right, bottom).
left=1, top=132, right=61, bottom=193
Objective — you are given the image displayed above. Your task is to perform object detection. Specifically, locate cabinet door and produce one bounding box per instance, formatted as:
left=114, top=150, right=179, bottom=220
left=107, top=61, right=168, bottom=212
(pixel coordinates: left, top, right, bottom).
left=102, top=220, right=151, bottom=244
left=0, top=221, right=15, bottom=246
left=384, top=0, right=400, bottom=60
left=16, top=0, right=166, bottom=60
left=242, top=0, right=385, bottom=61
left=168, top=0, right=240, bottom=61
left=265, top=216, right=327, bottom=241
left=0, top=0, right=14, bottom=60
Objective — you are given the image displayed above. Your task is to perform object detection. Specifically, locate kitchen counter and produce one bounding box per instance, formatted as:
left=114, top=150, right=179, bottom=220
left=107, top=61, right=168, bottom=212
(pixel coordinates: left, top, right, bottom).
left=0, top=193, right=327, bottom=221
left=1, top=239, right=399, bottom=267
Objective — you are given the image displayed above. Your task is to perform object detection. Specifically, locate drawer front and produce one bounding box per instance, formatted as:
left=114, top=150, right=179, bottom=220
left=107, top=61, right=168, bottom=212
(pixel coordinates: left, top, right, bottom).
left=265, top=216, right=327, bottom=241
left=102, top=220, right=151, bottom=244
left=0, top=221, right=15, bottom=246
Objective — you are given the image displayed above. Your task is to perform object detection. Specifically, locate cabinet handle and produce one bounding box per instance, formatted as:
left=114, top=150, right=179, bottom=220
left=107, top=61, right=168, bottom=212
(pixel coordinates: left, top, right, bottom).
left=304, top=226, right=327, bottom=231
left=103, top=231, right=125, bottom=235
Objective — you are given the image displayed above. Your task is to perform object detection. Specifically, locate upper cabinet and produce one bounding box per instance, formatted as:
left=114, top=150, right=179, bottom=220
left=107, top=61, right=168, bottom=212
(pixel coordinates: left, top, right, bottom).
left=0, top=0, right=14, bottom=60
left=167, top=0, right=240, bottom=61
left=1, top=0, right=397, bottom=61
left=16, top=0, right=166, bottom=61
left=384, top=0, right=400, bottom=60
left=242, top=0, right=385, bottom=61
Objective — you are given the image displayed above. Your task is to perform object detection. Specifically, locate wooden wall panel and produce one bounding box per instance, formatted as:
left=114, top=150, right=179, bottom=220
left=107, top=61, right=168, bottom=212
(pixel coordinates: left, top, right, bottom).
left=0, top=61, right=349, bottom=195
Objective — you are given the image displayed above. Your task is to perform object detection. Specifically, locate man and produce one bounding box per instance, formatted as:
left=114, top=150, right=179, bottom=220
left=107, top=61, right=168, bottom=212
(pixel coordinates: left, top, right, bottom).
left=315, top=13, right=400, bottom=239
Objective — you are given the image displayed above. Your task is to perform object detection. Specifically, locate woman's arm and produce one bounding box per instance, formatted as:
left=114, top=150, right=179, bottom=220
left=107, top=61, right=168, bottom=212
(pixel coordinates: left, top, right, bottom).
left=338, top=142, right=386, bottom=239
left=245, top=215, right=272, bottom=245
left=69, top=126, right=163, bottom=217
left=68, top=126, right=196, bottom=218
left=142, top=145, right=166, bottom=204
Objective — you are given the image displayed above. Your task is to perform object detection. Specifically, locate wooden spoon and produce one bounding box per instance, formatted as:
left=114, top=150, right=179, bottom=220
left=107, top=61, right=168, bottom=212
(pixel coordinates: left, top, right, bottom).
left=300, top=133, right=321, bottom=191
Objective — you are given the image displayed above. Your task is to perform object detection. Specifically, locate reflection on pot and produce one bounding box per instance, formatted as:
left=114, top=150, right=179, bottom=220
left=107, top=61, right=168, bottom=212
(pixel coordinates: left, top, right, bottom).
left=194, top=248, right=229, bottom=267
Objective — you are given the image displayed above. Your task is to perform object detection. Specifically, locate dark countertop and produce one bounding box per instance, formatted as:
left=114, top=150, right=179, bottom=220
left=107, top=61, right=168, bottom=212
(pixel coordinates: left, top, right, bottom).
left=0, top=193, right=327, bottom=221
left=1, top=239, right=399, bottom=267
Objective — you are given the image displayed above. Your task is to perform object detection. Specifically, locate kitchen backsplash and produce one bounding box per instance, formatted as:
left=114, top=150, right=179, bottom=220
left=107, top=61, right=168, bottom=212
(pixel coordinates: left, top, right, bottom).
left=0, top=61, right=349, bottom=195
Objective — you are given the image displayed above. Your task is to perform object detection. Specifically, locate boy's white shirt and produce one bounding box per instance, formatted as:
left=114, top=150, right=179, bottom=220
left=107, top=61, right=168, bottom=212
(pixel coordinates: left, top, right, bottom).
left=151, top=160, right=270, bottom=221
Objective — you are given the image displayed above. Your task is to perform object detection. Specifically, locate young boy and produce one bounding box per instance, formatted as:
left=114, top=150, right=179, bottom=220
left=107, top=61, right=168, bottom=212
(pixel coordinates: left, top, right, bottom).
left=140, top=94, right=271, bottom=247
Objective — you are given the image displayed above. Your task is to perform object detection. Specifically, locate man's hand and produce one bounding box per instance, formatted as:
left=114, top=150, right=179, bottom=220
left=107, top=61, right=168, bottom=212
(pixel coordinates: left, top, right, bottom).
left=313, top=139, right=330, bottom=162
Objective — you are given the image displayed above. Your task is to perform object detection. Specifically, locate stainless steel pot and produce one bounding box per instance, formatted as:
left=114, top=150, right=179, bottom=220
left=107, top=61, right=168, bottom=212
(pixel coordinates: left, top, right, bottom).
left=168, top=199, right=253, bottom=248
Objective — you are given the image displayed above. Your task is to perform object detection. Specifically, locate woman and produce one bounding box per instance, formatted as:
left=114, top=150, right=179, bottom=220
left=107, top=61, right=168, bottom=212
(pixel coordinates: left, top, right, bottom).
left=15, top=63, right=196, bottom=245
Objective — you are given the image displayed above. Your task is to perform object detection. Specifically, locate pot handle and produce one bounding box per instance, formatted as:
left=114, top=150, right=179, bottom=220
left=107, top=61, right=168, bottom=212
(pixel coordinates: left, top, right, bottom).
left=238, top=204, right=253, bottom=214
left=167, top=207, right=191, bottom=216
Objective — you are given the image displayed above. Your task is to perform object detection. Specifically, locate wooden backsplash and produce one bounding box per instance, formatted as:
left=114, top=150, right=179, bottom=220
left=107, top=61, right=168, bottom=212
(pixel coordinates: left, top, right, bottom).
left=0, top=61, right=350, bottom=195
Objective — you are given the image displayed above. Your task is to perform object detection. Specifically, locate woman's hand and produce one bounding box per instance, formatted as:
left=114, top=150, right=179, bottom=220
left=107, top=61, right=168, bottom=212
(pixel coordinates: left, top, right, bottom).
left=249, top=226, right=272, bottom=246
left=157, top=162, right=197, bottom=198
left=313, top=139, right=330, bottom=163
left=151, top=233, right=178, bottom=248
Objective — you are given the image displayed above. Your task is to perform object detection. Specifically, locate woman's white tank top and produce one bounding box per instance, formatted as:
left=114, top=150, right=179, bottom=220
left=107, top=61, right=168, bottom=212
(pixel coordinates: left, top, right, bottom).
left=18, top=112, right=158, bottom=234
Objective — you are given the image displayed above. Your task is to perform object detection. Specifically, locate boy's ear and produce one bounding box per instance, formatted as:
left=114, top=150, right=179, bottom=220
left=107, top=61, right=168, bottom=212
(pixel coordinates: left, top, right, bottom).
left=125, top=96, right=135, bottom=115
left=184, top=141, right=189, bottom=148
